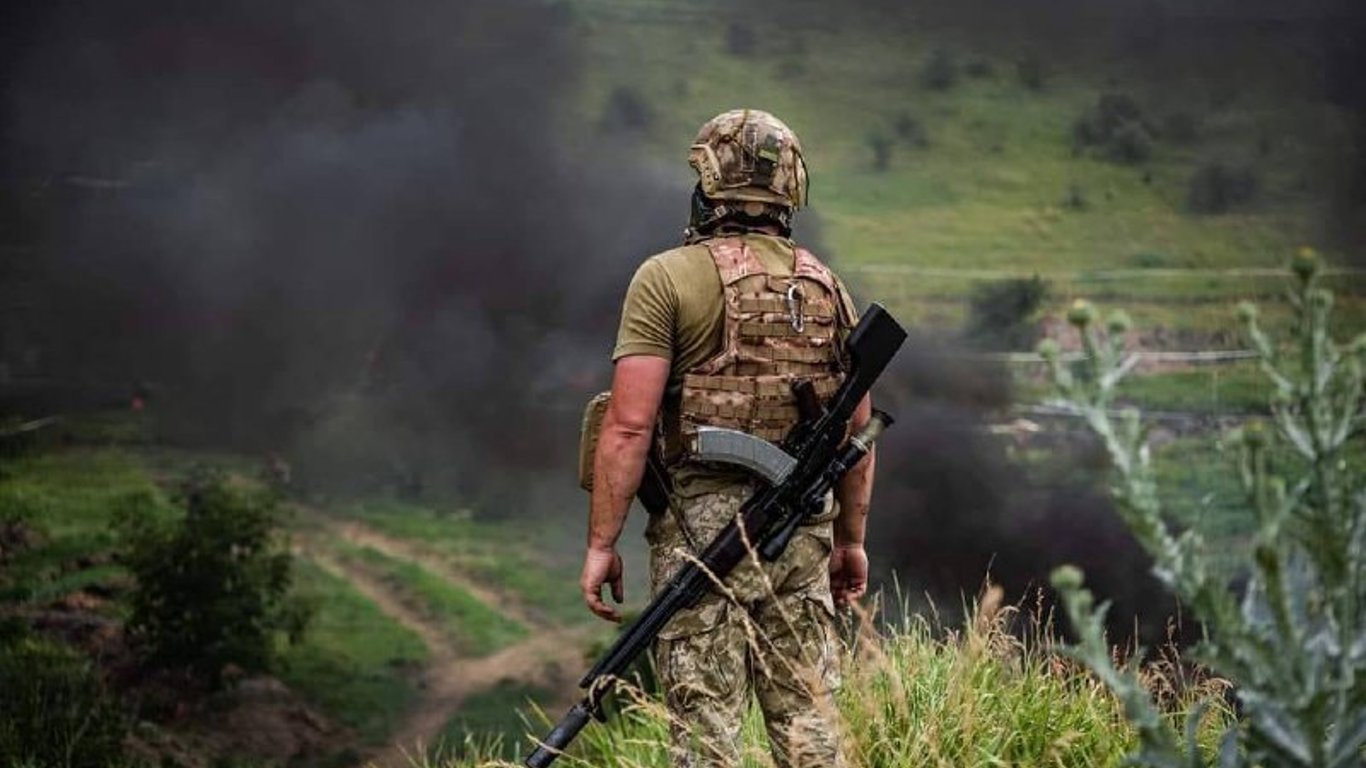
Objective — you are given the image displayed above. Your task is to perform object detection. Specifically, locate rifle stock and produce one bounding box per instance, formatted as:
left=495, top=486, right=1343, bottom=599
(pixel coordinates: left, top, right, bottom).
left=525, top=303, right=906, bottom=767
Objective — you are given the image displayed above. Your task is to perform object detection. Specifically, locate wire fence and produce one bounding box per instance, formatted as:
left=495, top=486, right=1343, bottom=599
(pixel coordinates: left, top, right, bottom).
left=843, top=264, right=1366, bottom=281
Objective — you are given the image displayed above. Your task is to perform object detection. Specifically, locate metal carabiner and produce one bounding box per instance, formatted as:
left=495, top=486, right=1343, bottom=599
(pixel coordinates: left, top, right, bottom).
left=785, top=284, right=805, bottom=333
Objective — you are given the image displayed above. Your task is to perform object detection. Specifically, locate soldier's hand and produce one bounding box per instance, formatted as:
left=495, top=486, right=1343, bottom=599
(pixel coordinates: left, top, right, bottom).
left=580, top=546, right=625, bottom=622
left=830, top=544, right=868, bottom=607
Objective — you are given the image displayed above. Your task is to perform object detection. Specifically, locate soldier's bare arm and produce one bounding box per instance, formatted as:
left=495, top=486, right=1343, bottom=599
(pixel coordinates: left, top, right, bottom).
left=831, top=392, right=875, bottom=606
left=580, top=354, right=669, bottom=622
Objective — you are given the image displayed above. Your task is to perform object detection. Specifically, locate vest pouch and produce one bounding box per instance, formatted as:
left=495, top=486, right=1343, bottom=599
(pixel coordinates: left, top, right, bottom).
left=578, top=391, right=612, bottom=492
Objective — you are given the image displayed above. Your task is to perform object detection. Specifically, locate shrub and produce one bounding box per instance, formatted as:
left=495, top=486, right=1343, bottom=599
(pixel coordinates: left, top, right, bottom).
left=1073, top=93, right=1156, bottom=164
left=0, top=624, right=134, bottom=768
left=117, top=472, right=310, bottom=688
left=1108, top=121, right=1155, bottom=164
left=892, top=112, right=930, bottom=148
left=965, top=275, right=1050, bottom=351
left=1187, top=161, right=1258, bottom=214
left=920, top=49, right=959, bottom=91
left=1041, top=251, right=1366, bottom=767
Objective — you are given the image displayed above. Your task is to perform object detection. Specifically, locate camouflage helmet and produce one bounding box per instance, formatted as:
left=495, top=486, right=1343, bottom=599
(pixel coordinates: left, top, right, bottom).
left=688, top=109, right=808, bottom=210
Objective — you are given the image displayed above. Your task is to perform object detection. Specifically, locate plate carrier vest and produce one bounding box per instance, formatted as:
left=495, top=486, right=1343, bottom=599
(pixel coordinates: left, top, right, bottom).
left=669, top=236, right=853, bottom=460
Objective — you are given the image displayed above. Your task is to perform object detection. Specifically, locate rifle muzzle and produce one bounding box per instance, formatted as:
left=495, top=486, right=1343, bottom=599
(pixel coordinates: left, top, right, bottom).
left=525, top=701, right=594, bottom=768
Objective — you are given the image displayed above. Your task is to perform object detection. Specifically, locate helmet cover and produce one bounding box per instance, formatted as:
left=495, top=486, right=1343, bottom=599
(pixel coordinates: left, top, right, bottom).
left=688, top=108, right=808, bottom=209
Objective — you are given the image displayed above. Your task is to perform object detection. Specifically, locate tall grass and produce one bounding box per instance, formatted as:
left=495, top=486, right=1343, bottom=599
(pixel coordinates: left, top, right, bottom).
left=420, top=587, right=1226, bottom=768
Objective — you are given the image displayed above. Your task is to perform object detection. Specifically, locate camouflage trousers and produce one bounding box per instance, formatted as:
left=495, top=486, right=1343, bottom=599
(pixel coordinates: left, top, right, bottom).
left=646, top=478, right=844, bottom=768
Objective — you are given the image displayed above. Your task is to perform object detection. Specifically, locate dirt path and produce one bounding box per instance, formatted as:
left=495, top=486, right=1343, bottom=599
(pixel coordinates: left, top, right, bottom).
left=298, top=519, right=591, bottom=768
left=330, top=520, right=543, bottom=630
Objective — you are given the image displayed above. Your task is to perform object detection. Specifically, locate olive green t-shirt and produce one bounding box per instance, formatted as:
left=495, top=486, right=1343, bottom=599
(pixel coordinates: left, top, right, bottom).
left=612, top=233, right=857, bottom=388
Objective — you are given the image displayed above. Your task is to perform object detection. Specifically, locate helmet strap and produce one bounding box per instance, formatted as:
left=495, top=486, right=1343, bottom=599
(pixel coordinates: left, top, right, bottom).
left=685, top=186, right=792, bottom=244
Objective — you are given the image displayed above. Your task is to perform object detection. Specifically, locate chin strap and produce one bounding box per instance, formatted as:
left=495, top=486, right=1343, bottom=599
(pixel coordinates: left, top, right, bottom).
left=684, top=190, right=793, bottom=245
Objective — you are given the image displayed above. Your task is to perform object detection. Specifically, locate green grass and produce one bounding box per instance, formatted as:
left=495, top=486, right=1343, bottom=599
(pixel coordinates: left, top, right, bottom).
left=278, top=559, right=428, bottom=744
left=428, top=680, right=557, bottom=762
left=564, top=0, right=1362, bottom=347
left=334, top=542, right=529, bottom=657
left=433, top=605, right=1230, bottom=768
left=0, top=449, right=175, bottom=604
left=338, top=499, right=591, bottom=625
left=1115, top=364, right=1269, bottom=415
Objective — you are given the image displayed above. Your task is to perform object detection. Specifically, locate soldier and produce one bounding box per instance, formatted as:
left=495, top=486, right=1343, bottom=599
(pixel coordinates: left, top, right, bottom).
left=580, top=109, right=876, bottom=767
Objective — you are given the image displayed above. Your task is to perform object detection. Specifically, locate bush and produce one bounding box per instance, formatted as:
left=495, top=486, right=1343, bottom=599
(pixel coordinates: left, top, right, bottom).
left=0, top=624, right=134, bottom=768
left=920, top=49, right=959, bottom=91
left=600, top=86, right=654, bottom=135
left=893, top=112, right=930, bottom=148
left=1187, top=161, right=1258, bottom=214
left=1073, top=93, right=1156, bottom=164
left=1042, top=251, right=1366, bottom=767
left=118, top=473, right=310, bottom=688
left=965, top=276, right=1049, bottom=351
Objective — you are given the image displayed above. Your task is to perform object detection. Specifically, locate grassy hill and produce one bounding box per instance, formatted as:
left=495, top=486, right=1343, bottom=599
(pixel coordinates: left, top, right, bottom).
left=565, top=0, right=1364, bottom=338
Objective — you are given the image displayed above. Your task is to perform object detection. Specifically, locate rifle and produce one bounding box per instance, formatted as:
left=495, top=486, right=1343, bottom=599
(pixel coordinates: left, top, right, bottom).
left=525, top=303, right=907, bottom=768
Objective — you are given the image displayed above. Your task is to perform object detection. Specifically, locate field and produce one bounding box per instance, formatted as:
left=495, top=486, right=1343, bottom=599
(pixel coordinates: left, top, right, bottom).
left=2, top=0, right=1362, bottom=766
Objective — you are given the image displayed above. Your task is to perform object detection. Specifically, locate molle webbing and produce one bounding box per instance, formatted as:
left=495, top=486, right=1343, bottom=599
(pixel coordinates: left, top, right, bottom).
left=674, top=237, right=847, bottom=452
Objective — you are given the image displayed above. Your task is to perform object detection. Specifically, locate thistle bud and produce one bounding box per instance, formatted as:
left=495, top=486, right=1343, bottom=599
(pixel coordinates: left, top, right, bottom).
left=1291, top=247, right=1319, bottom=281
left=1050, top=565, right=1085, bottom=592
left=1236, top=301, right=1258, bottom=324
left=1067, top=300, right=1096, bottom=328
left=1106, top=310, right=1133, bottom=335
left=1242, top=419, right=1269, bottom=449
left=1037, top=338, right=1061, bottom=362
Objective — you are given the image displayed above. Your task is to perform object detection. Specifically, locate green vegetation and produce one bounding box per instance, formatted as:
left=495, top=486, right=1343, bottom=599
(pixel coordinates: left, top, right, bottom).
left=278, top=560, right=428, bottom=743
left=0, top=622, right=135, bottom=768
left=433, top=599, right=1224, bottom=767
left=1116, top=364, right=1269, bottom=414
left=429, top=680, right=557, bottom=761
left=1044, top=256, right=1366, bottom=766
left=334, top=542, right=528, bottom=657
left=965, top=276, right=1049, bottom=351
left=0, top=449, right=174, bottom=605
left=118, top=473, right=310, bottom=687
left=338, top=500, right=589, bottom=625
left=565, top=0, right=1366, bottom=380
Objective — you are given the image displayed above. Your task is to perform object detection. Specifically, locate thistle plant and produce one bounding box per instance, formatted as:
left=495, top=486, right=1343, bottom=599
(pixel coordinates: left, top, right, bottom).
left=1041, top=250, right=1366, bottom=768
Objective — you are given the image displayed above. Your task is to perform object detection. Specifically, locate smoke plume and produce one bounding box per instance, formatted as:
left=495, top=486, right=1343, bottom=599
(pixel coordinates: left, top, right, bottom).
left=1, top=0, right=688, bottom=498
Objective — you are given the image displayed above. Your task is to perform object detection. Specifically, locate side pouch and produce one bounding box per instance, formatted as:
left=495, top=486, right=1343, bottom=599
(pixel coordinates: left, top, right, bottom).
left=578, top=391, right=612, bottom=492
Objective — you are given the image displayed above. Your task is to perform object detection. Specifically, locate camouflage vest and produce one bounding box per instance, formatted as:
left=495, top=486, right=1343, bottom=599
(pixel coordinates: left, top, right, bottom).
left=670, top=236, right=850, bottom=459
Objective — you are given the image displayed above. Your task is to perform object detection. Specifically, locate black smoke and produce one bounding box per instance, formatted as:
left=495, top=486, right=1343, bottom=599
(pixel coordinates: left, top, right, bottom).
left=863, top=334, right=1190, bottom=648
left=0, top=0, right=687, bottom=497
